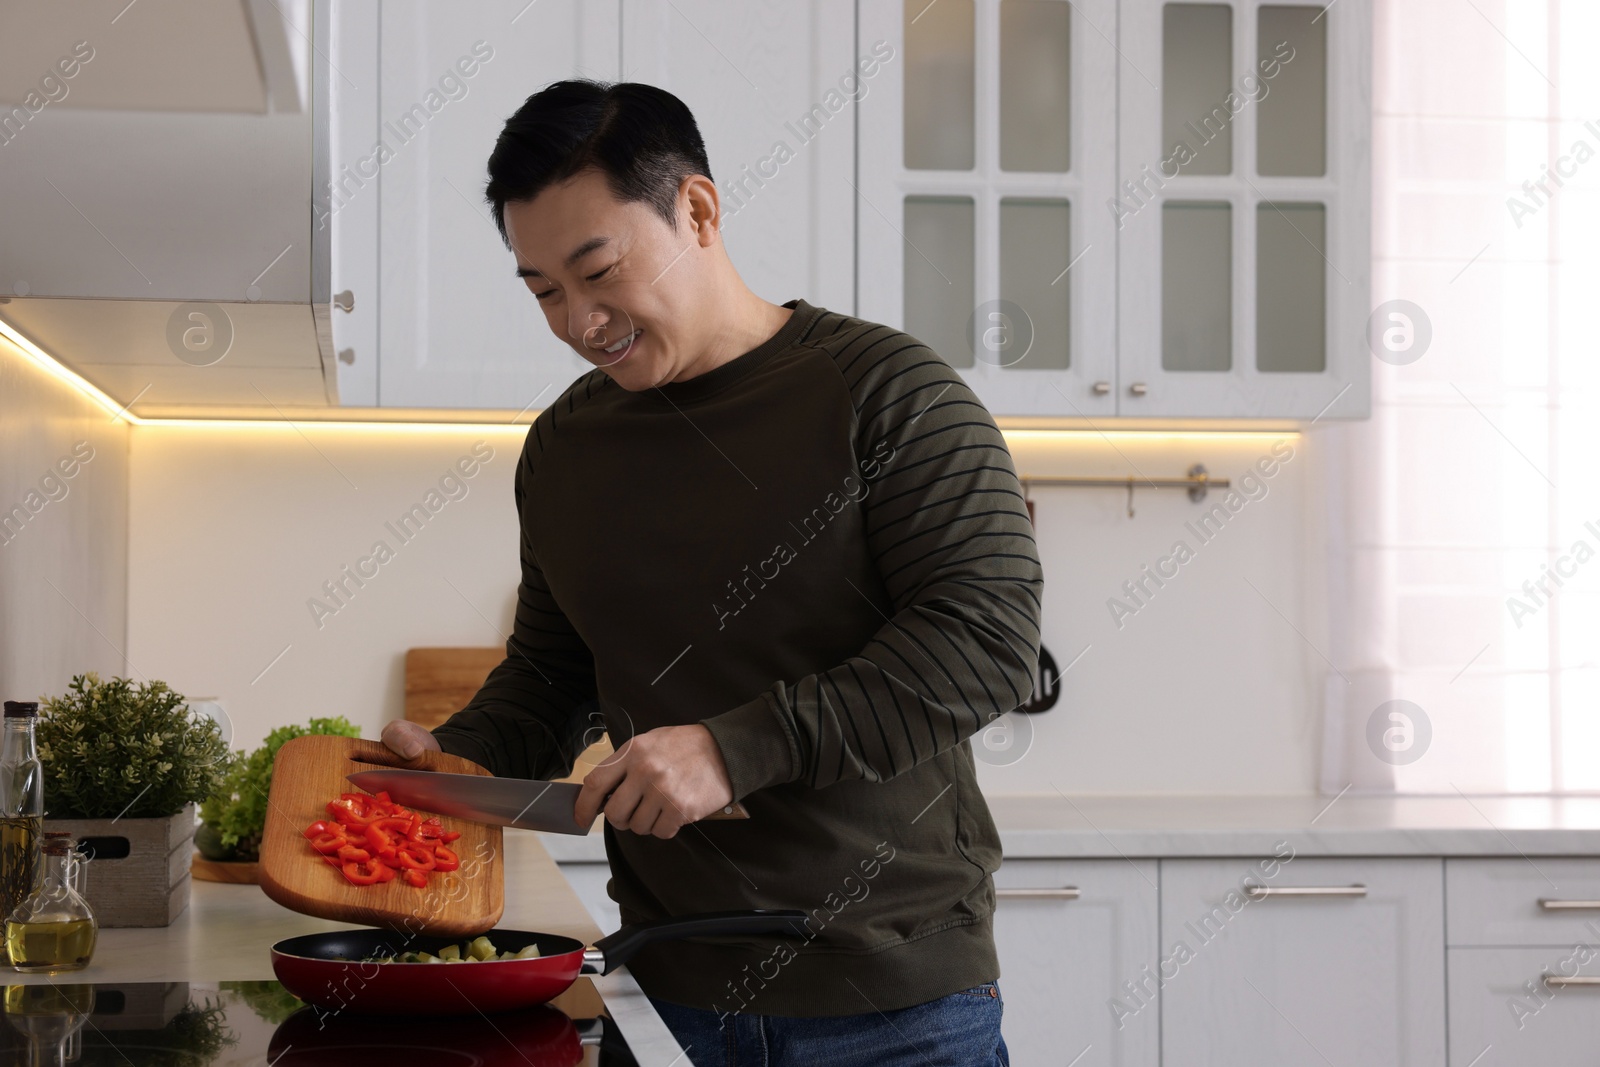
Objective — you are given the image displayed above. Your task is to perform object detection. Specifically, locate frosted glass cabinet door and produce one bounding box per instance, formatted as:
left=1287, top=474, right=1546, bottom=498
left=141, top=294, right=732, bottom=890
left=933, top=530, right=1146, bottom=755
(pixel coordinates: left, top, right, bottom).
left=905, top=0, right=977, bottom=171
left=1116, top=0, right=1370, bottom=418
left=376, top=0, right=617, bottom=410
left=904, top=197, right=977, bottom=368
left=858, top=0, right=1120, bottom=417
left=999, top=199, right=1071, bottom=370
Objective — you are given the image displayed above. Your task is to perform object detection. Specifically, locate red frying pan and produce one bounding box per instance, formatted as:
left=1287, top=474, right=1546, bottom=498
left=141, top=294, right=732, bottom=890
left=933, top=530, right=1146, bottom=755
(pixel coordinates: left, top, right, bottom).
left=270, top=909, right=805, bottom=1015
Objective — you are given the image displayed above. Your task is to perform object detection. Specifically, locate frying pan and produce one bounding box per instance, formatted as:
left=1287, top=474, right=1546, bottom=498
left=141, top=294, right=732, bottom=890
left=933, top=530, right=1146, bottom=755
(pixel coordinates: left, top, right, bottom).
left=271, top=909, right=806, bottom=1015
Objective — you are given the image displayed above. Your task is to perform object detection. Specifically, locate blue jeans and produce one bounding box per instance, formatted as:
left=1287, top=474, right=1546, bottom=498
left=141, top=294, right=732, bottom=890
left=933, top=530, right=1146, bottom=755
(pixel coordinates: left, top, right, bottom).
left=647, top=982, right=1009, bottom=1067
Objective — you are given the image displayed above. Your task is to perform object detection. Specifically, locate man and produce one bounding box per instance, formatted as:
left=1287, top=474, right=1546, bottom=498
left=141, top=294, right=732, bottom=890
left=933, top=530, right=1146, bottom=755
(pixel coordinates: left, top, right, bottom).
left=382, top=79, right=1042, bottom=1067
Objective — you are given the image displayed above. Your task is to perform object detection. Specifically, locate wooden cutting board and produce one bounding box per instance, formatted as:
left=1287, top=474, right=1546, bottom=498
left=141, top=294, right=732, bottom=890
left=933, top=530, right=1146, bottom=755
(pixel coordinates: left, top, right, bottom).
left=258, top=736, right=504, bottom=937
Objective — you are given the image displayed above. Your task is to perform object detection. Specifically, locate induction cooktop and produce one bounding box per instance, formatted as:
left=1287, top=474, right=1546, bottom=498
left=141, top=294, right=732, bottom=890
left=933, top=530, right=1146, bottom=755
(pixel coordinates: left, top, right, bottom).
left=0, top=978, right=637, bottom=1066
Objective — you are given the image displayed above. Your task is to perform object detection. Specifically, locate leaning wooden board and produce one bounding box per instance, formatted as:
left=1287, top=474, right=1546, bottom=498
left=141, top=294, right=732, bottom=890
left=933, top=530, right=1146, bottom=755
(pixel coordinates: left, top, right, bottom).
left=259, top=736, right=504, bottom=937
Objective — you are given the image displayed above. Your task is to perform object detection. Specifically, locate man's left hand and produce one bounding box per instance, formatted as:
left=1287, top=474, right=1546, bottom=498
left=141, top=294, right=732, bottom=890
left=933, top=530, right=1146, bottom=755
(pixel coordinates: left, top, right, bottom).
left=574, top=724, right=734, bottom=839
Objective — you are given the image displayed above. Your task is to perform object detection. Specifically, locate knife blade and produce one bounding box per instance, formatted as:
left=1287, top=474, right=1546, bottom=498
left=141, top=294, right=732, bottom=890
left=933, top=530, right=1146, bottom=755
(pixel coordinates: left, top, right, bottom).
left=346, top=769, right=589, bottom=835
left=345, top=768, right=748, bottom=835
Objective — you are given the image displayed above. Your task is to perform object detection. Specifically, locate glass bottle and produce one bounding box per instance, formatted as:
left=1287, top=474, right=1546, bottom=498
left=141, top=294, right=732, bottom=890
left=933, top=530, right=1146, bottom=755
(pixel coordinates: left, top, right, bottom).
left=0, top=701, right=44, bottom=967
left=5, top=833, right=95, bottom=973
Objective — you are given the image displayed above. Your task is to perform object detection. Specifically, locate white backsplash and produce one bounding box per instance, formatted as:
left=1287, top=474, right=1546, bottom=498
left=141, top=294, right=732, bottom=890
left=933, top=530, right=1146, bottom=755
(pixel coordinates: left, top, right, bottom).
left=125, top=421, right=1327, bottom=794
left=0, top=336, right=130, bottom=705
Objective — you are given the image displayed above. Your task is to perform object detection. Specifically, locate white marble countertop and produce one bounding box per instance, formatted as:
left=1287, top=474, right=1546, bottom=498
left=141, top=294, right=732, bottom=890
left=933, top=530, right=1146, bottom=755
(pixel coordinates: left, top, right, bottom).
left=8, top=828, right=686, bottom=1066
left=541, top=793, right=1600, bottom=862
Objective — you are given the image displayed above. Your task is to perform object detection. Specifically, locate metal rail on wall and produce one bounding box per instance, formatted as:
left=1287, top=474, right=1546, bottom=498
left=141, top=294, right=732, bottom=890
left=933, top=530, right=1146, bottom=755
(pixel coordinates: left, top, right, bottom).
left=1019, top=464, right=1228, bottom=519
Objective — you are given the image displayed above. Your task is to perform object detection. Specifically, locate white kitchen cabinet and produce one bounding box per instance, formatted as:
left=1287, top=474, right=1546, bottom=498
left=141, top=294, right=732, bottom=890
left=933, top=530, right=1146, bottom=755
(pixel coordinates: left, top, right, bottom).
left=1444, top=859, right=1600, bottom=1065
left=327, top=0, right=380, bottom=406
left=342, top=0, right=856, bottom=409
left=1446, top=858, right=1600, bottom=947
left=371, top=0, right=618, bottom=409
left=1158, top=857, right=1445, bottom=1066
left=1116, top=0, right=1370, bottom=418
left=620, top=0, right=857, bottom=319
left=857, top=0, right=1370, bottom=419
left=331, top=0, right=1373, bottom=416
left=858, top=0, right=1121, bottom=417
left=993, top=859, right=1159, bottom=1067
left=1448, top=948, right=1600, bottom=1066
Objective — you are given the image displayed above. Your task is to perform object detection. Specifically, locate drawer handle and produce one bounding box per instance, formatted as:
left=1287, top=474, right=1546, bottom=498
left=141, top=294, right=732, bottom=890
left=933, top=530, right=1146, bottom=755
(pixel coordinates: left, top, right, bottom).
left=1245, top=885, right=1368, bottom=899
left=1539, top=899, right=1600, bottom=910
left=1544, top=975, right=1600, bottom=988
left=995, top=887, right=1081, bottom=900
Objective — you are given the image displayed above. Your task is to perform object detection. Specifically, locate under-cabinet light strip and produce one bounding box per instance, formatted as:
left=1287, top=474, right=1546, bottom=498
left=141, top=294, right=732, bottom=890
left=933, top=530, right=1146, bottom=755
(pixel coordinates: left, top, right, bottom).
left=2, top=320, right=1300, bottom=441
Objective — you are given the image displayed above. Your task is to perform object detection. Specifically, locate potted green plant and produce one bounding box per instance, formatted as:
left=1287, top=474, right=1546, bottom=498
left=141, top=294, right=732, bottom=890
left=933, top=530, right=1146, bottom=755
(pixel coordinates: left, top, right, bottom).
left=195, top=717, right=360, bottom=883
left=37, top=673, right=229, bottom=928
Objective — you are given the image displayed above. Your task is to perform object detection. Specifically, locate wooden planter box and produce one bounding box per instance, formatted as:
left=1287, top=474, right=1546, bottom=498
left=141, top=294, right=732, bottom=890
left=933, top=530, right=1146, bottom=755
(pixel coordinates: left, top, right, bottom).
left=43, top=804, right=195, bottom=927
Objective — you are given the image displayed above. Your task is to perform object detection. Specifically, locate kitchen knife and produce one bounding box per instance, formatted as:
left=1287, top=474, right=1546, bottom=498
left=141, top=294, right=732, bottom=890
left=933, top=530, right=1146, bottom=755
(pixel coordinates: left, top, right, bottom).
left=345, top=768, right=748, bottom=836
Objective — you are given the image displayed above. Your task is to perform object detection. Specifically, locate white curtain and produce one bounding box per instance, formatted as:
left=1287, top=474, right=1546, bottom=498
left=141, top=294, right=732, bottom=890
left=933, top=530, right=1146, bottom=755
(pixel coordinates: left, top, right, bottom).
left=1318, top=0, right=1600, bottom=794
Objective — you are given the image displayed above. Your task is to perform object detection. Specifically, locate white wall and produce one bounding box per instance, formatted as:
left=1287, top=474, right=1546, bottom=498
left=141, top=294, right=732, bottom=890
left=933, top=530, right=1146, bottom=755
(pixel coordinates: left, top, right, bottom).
left=127, top=420, right=1326, bottom=794
left=127, top=422, right=526, bottom=756
left=982, top=430, right=1326, bottom=794
left=0, top=333, right=129, bottom=703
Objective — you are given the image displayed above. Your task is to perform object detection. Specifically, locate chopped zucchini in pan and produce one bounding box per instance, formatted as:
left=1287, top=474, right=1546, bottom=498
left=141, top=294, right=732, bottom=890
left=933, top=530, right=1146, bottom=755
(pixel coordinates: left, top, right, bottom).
left=363, top=936, right=542, bottom=963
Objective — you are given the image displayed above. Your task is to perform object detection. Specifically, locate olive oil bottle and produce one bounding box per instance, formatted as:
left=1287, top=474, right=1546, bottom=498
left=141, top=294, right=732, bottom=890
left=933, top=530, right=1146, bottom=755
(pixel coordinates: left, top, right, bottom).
left=5, top=832, right=96, bottom=972
left=0, top=700, right=44, bottom=967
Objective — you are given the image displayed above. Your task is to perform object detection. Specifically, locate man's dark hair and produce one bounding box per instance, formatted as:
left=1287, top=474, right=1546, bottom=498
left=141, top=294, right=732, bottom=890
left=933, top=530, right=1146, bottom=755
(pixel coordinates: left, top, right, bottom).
left=484, top=79, right=713, bottom=248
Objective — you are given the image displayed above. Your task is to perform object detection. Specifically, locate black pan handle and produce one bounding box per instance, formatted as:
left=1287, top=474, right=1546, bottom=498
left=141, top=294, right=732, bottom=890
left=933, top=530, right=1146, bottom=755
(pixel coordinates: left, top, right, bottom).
left=583, top=909, right=808, bottom=976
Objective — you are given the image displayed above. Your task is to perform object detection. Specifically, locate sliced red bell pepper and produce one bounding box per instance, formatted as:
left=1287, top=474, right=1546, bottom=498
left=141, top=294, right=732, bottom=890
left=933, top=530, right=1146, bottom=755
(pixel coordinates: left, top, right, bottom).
left=364, top=816, right=415, bottom=849
left=336, top=844, right=372, bottom=864
left=341, top=858, right=386, bottom=885
left=396, top=842, right=436, bottom=871
left=306, top=790, right=469, bottom=890
left=309, top=831, right=348, bottom=855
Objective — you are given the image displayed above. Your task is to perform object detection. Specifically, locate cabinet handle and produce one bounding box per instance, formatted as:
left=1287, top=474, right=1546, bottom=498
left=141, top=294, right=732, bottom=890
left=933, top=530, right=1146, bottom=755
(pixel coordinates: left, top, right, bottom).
left=1539, top=899, right=1600, bottom=910
left=1092, top=381, right=1111, bottom=395
left=337, top=348, right=355, bottom=365
left=1544, top=975, right=1600, bottom=988
left=1129, top=382, right=1148, bottom=397
left=995, top=887, right=1080, bottom=900
left=1244, top=884, right=1367, bottom=899
left=332, top=289, right=355, bottom=312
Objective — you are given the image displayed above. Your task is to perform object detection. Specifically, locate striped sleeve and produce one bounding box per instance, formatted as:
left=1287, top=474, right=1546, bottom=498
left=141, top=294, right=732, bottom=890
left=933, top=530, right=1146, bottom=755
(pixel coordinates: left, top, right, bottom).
left=430, top=404, right=600, bottom=781
left=702, top=328, right=1044, bottom=797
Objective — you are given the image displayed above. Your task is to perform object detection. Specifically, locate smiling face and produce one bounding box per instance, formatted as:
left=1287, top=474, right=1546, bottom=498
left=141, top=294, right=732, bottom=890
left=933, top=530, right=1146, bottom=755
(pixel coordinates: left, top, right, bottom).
left=505, top=167, right=718, bottom=391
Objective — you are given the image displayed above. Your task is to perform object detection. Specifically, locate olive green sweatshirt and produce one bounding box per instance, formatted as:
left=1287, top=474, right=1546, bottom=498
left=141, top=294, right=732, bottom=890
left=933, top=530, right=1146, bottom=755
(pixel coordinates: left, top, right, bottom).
left=432, top=297, right=1044, bottom=1017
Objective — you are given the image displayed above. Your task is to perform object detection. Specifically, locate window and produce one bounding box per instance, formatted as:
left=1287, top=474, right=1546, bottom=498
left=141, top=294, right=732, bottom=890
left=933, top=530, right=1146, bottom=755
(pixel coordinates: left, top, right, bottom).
left=1321, top=0, right=1600, bottom=794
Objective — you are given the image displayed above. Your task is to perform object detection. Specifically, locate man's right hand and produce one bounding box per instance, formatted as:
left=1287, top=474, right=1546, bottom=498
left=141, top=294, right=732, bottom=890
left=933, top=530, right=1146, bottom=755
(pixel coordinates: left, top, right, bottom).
left=381, top=719, right=441, bottom=761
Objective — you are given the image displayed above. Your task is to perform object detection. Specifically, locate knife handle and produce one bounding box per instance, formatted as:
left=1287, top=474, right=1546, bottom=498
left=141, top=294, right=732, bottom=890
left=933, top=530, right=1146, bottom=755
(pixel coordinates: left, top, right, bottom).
left=586, top=799, right=749, bottom=830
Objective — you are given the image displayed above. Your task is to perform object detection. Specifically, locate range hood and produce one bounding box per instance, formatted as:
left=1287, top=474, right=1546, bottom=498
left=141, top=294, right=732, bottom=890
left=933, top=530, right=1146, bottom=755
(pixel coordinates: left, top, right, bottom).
left=0, top=0, right=341, bottom=416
